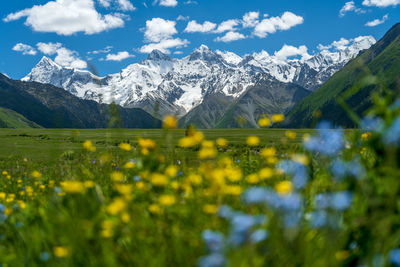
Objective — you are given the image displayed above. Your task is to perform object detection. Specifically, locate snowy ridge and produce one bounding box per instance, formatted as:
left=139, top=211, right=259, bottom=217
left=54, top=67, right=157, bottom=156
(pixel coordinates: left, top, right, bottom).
left=22, top=36, right=376, bottom=117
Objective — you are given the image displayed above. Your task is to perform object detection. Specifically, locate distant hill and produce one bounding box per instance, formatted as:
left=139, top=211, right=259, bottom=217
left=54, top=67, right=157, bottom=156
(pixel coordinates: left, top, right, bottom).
left=0, top=107, right=41, bottom=128
left=0, top=74, right=161, bottom=129
left=286, top=23, right=400, bottom=128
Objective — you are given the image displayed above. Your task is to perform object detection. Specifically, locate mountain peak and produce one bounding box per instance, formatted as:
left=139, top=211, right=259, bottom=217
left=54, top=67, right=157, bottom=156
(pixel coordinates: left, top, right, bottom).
left=189, top=45, right=223, bottom=63
left=147, top=50, right=172, bottom=61
left=37, top=56, right=61, bottom=69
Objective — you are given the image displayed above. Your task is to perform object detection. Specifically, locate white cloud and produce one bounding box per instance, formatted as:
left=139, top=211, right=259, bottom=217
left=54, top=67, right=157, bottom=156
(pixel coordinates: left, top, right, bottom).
left=3, top=0, right=125, bottom=35
left=37, top=42, right=63, bottom=55
left=339, top=1, right=365, bottom=17
left=36, top=42, right=87, bottom=69
left=365, top=14, right=388, bottom=26
left=317, top=44, right=332, bottom=50
left=98, top=0, right=135, bottom=10
left=274, top=45, right=311, bottom=61
left=177, top=15, right=189, bottom=21
left=215, top=31, right=245, bottom=43
left=159, top=0, right=178, bottom=7
left=184, top=20, right=217, bottom=33
left=139, top=38, right=189, bottom=54
left=12, top=43, right=37, bottom=55
left=105, top=51, right=134, bottom=61
left=214, top=19, right=240, bottom=33
left=184, top=0, right=198, bottom=4
left=253, top=12, right=304, bottom=38
left=88, top=46, right=113, bottom=54
left=174, top=51, right=183, bottom=55
left=144, top=18, right=177, bottom=43
left=362, top=0, right=400, bottom=7
left=332, top=38, right=350, bottom=50
left=242, top=11, right=260, bottom=28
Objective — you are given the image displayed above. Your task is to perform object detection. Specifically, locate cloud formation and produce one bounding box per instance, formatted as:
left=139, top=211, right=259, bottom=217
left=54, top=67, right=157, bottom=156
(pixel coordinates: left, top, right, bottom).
left=3, top=0, right=125, bottom=35
left=214, top=20, right=240, bottom=33
left=215, top=32, right=245, bottom=43
left=274, top=45, right=310, bottom=61
left=37, top=42, right=87, bottom=69
left=253, top=12, right=304, bottom=38
left=140, top=38, right=189, bottom=54
left=105, top=51, right=134, bottom=61
left=365, top=14, right=388, bottom=27
left=339, top=1, right=365, bottom=17
left=159, top=0, right=178, bottom=7
left=184, top=20, right=217, bottom=33
left=362, top=0, right=400, bottom=7
left=242, top=11, right=260, bottom=28
left=12, top=43, right=37, bottom=55
left=144, top=18, right=178, bottom=42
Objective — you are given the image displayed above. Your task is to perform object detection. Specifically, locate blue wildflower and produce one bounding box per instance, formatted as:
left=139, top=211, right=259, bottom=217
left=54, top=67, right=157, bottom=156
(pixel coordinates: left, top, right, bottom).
left=198, top=253, right=225, bottom=267
left=284, top=211, right=302, bottom=228
left=40, top=251, right=51, bottom=262
left=330, top=191, right=353, bottom=211
left=360, top=116, right=385, bottom=133
left=218, top=205, right=233, bottom=219
left=304, top=121, right=344, bottom=156
left=307, top=211, right=328, bottom=228
left=315, top=194, right=330, bottom=209
left=383, top=118, right=400, bottom=145
left=277, top=160, right=308, bottom=189
left=242, top=187, right=268, bottom=204
left=331, top=158, right=366, bottom=181
left=390, top=249, right=400, bottom=266
left=0, top=203, right=5, bottom=213
left=202, top=230, right=224, bottom=253
left=250, top=229, right=269, bottom=244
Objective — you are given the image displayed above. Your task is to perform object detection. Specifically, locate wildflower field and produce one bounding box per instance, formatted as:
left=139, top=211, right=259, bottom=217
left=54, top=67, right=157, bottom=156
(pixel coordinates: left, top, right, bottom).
left=1, top=102, right=400, bottom=267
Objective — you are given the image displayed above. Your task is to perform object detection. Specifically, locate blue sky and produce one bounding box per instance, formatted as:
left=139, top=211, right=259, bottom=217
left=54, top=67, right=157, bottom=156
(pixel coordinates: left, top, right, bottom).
left=0, top=0, right=399, bottom=78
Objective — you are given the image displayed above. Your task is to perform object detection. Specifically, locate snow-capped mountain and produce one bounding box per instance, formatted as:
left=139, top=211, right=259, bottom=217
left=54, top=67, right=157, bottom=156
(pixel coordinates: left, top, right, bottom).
left=22, top=36, right=376, bottom=118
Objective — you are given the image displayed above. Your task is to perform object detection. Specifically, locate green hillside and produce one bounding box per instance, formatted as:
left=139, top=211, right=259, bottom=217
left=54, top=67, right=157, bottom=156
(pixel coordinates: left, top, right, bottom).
left=286, top=23, right=400, bottom=128
left=0, top=107, right=41, bottom=128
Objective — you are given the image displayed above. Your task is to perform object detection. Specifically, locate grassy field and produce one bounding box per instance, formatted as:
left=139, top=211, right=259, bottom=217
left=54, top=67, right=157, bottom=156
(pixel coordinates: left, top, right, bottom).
left=0, top=128, right=312, bottom=163
left=0, top=124, right=399, bottom=267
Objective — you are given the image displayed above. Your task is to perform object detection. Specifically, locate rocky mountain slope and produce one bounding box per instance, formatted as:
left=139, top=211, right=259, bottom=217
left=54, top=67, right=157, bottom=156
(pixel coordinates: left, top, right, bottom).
left=23, top=37, right=376, bottom=122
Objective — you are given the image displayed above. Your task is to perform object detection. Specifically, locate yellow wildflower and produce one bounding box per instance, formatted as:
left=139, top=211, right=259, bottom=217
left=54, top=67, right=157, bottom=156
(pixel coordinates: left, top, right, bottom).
left=138, top=138, right=156, bottom=150
left=124, top=161, right=135, bottom=169
left=188, top=174, right=202, bottom=185
left=292, top=154, right=310, bottom=166
left=150, top=173, right=169, bottom=187
left=216, top=138, right=228, bottom=148
left=285, top=131, right=297, bottom=139
left=224, top=185, right=242, bottom=196
left=272, top=114, right=285, bottom=123
left=119, top=143, right=132, bottom=151
left=275, top=181, right=293, bottom=195
left=246, top=174, right=260, bottom=184
left=260, top=147, right=276, bottom=158
left=259, top=168, right=274, bottom=180
left=159, top=195, right=176, bottom=206
left=198, top=147, right=217, bottom=160
left=362, top=132, right=372, bottom=140
left=31, top=170, right=42, bottom=179
left=203, top=204, right=218, bottom=214
left=246, top=136, right=260, bottom=147
left=258, top=117, right=271, bottom=127
left=60, top=181, right=85, bottom=194
left=1, top=171, right=8, bottom=176
left=165, top=165, right=179, bottom=177
left=149, top=204, right=163, bottom=214
left=121, top=212, right=131, bottom=223
left=115, top=184, right=133, bottom=195
left=84, top=181, right=95, bottom=188
left=4, top=207, right=13, bottom=216
left=107, top=198, right=126, bottom=215
left=163, top=115, right=178, bottom=129
left=54, top=246, right=69, bottom=258
left=83, top=140, right=96, bottom=152
left=0, top=192, right=5, bottom=199
left=111, top=171, right=124, bottom=182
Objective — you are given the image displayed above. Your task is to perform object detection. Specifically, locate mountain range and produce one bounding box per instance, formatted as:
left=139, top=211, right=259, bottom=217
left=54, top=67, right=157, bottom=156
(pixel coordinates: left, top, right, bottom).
left=0, top=73, right=160, bottom=129
left=21, top=36, right=376, bottom=128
